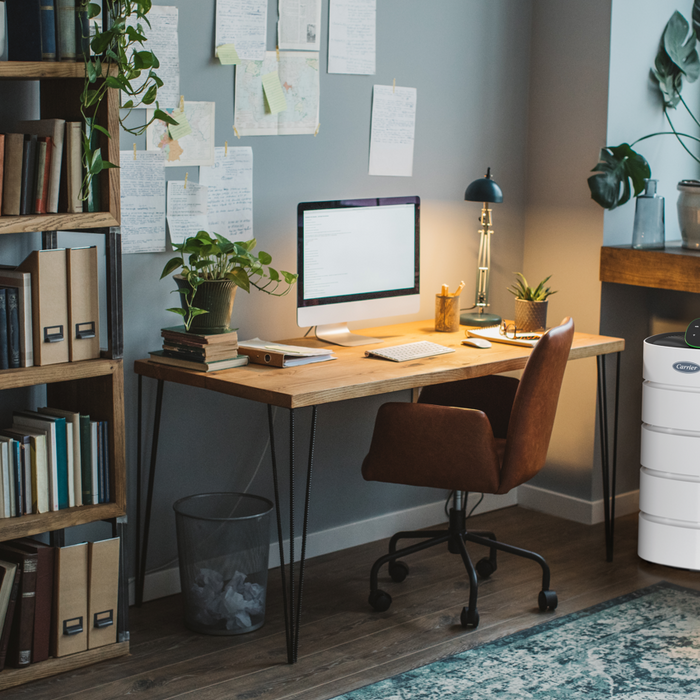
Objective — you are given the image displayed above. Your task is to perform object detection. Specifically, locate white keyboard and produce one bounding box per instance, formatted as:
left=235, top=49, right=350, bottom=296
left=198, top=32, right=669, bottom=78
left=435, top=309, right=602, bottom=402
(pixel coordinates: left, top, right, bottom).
left=365, top=341, right=455, bottom=363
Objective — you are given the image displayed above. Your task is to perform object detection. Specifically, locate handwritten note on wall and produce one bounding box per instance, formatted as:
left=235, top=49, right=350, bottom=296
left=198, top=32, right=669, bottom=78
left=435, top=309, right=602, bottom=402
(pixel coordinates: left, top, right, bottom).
left=166, top=181, right=209, bottom=245
left=120, top=151, right=167, bottom=254
left=369, top=85, right=417, bottom=177
left=198, top=146, right=253, bottom=240
left=215, top=0, right=267, bottom=61
left=328, top=0, right=376, bottom=75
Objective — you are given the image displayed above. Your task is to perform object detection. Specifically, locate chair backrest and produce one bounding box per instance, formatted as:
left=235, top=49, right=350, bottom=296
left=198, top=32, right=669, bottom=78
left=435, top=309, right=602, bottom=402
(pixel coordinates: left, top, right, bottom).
left=496, top=317, right=575, bottom=494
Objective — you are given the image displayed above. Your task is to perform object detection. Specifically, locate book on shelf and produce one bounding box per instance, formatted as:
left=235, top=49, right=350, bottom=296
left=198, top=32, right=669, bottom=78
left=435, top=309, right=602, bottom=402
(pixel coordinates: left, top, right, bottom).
left=65, top=122, right=83, bottom=213
left=0, top=289, right=8, bottom=371
left=5, top=286, right=20, bottom=369
left=0, top=543, right=38, bottom=667
left=0, top=559, right=19, bottom=672
left=4, top=428, right=49, bottom=515
left=99, top=421, right=109, bottom=503
left=2, top=133, right=23, bottom=216
left=90, top=420, right=100, bottom=502
left=75, top=0, right=90, bottom=59
left=0, top=134, right=4, bottom=213
left=40, top=0, right=57, bottom=61
left=33, top=136, right=52, bottom=214
left=19, top=133, right=37, bottom=217
left=5, top=0, right=43, bottom=61
left=148, top=350, right=249, bottom=372
left=10, top=539, right=55, bottom=664
left=0, top=269, right=34, bottom=368
left=79, top=414, right=96, bottom=505
left=161, top=325, right=239, bottom=345
left=39, top=407, right=82, bottom=507
left=0, top=439, right=10, bottom=518
left=17, top=119, right=66, bottom=214
left=0, top=436, right=20, bottom=518
left=56, top=0, right=76, bottom=62
left=0, top=430, right=30, bottom=516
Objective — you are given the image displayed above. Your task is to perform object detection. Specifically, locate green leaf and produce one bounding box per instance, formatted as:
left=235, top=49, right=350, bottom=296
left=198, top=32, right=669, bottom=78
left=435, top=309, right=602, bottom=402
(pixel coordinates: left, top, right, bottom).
left=268, top=268, right=279, bottom=282
left=88, top=2, right=101, bottom=18
left=258, top=251, right=272, bottom=265
left=229, top=268, right=251, bottom=292
left=282, top=271, right=298, bottom=284
left=142, top=84, right=157, bottom=105
left=153, top=109, right=179, bottom=126
left=587, top=143, right=651, bottom=210
left=161, top=258, right=183, bottom=279
left=91, top=123, right=111, bottom=139
left=166, top=307, right=186, bottom=318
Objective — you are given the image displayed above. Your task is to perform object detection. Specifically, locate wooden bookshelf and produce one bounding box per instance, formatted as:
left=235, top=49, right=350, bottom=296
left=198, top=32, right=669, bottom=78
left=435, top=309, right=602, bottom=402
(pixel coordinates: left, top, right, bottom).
left=0, top=62, right=128, bottom=688
left=600, top=242, right=700, bottom=293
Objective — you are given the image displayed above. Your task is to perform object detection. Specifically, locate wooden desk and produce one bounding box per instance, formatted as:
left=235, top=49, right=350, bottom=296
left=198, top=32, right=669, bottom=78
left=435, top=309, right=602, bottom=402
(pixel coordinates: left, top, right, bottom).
left=134, top=320, right=624, bottom=662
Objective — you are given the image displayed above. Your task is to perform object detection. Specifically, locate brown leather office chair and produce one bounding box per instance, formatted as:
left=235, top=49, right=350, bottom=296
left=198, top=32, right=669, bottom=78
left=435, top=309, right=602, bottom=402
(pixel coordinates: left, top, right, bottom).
left=361, top=317, right=575, bottom=629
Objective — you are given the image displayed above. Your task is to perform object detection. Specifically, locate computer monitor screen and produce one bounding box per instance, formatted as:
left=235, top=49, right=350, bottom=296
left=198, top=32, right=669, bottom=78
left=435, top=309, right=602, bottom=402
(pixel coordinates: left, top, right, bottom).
left=297, top=196, right=420, bottom=346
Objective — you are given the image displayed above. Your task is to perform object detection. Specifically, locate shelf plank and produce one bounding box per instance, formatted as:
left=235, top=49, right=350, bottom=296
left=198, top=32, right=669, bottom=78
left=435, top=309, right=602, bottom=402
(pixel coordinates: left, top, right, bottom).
left=0, top=212, right=120, bottom=235
left=600, top=243, right=700, bottom=293
left=0, top=61, right=116, bottom=80
left=0, top=503, right=126, bottom=541
left=0, top=358, right=122, bottom=391
left=0, top=642, right=129, bottom=690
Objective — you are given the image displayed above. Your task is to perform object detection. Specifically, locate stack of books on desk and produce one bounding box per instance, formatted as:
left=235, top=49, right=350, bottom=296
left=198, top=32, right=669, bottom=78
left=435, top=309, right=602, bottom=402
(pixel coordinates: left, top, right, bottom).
left=149, top=326, right=249, bottom=372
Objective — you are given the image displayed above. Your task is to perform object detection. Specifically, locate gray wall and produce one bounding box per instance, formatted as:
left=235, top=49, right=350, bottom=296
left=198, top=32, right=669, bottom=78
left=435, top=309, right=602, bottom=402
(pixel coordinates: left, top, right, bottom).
left=122, top=0, right=535, bottom=581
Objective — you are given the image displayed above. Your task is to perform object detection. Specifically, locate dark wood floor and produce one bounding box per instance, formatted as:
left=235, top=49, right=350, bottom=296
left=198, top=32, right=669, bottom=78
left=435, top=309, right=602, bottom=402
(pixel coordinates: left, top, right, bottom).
left=4, top=506, right=699, bottom=699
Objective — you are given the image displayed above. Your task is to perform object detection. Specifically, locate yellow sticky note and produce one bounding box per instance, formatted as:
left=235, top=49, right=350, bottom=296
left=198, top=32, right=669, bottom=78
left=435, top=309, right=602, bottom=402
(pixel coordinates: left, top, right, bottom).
left=216, top=44, right=240, bottom=65
left=168, top=109, right=192, bottom=140
left=261, top=71, right=287, bottom=115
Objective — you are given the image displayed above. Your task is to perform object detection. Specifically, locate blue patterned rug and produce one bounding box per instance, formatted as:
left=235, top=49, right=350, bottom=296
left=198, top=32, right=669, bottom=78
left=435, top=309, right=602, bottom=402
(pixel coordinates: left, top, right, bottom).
left=332, top=582, right=700, bottom=699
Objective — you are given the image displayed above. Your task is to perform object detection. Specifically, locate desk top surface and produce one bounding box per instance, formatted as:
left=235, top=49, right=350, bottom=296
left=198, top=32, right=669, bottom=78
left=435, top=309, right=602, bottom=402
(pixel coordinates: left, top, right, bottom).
left=134, top=320, right=624, bottom=409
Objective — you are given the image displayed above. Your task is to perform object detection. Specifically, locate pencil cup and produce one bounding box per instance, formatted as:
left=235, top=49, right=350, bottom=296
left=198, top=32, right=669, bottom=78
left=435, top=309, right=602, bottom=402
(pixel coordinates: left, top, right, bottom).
left=435, top=294, right=460, bottom=332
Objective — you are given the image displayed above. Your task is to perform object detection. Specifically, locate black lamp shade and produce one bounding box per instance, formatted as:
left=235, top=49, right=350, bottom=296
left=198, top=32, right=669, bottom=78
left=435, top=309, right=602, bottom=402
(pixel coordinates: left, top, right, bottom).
left=464, top=167, right=503, bottom=203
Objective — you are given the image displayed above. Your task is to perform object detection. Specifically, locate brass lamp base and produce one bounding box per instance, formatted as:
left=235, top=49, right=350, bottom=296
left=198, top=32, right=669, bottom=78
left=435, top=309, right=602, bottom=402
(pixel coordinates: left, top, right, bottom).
left=460, top=311, right=501, bottom=327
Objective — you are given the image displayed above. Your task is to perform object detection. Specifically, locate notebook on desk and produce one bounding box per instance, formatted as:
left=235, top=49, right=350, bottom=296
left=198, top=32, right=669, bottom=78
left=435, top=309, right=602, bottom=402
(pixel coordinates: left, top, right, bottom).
left=467, top=325, right=543, bottom=348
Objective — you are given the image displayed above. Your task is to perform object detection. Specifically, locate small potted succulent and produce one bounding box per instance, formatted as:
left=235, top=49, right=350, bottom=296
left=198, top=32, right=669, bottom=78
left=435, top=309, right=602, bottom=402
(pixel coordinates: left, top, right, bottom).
left=507, top=273, right=557, bottom=332
left=160, top=230, right=298, bottom=332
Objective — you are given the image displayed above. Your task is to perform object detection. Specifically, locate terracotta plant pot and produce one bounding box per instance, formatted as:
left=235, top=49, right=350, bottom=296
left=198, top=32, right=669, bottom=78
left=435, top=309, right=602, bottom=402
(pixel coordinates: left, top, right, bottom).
left=514, top=298, right=548, bottom=332
left=175, top=275, right=238, bottom=333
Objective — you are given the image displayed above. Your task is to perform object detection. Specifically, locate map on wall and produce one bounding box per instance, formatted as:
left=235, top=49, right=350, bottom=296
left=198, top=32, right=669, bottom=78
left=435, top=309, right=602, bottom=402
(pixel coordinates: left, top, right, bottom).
left=234, top=51, right=319, bottom=136
left=146, top=101, right=216, bottom=166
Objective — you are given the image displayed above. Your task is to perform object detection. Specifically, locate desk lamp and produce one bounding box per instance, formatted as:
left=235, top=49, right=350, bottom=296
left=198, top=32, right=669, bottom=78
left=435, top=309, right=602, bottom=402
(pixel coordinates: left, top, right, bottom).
left=460, top=167, right=503, bottom=327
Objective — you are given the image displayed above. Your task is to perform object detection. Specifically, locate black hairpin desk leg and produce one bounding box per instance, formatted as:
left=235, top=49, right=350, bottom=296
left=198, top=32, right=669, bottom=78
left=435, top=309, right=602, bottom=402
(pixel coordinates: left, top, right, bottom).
left=135, top=377, right=165, bottom=607
left=597, top=351, right=621, bottom=562
left=268, top=404, right=317, bottom=664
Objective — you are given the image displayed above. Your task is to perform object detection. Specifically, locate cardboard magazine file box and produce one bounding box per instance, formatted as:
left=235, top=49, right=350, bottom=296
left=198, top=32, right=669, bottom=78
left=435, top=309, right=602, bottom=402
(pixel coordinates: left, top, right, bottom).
left=52, top=542, right=88, bottom=657
left=87, top=537, right=119, bottom=649
left=66, top=247, right=100, bottom=361
left=17, top=249, right=69, bottom=366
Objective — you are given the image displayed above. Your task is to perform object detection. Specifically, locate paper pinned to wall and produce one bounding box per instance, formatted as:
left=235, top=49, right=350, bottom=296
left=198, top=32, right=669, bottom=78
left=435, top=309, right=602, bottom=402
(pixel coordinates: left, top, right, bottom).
left=125, top=5, right=180, bottom=110
left=234, top=51, right=319, bottom=135
left=146, top=101, right=216, bottom=166
left=327, top=0, right=375, bottom=75
left=166, top=181, right=209, bottom=245
left=119, top=151, right=167, bottom=254
left=198, top=146, right=253, bottom=240
left=216, top=43, right=241, bottom=64
left=278, top=0, right=322, bottom=51
left=215, top=0, right=267, bottom=61
left=368, top=85, right=417, bottom=177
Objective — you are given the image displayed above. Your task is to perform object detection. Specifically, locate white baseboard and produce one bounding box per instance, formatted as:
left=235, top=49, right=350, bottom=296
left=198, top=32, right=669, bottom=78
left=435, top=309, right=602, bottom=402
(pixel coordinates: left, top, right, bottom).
left=130, top=491, right=517, bottom=604
left=132, top=486, right=639, bottom=604
left=517, top=483, right=639, bottom=525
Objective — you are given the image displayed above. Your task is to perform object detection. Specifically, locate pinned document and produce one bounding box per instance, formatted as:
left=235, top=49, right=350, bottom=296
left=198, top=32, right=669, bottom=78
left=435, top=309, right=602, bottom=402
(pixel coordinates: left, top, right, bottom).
left=216, top=43, right=240, bottom=64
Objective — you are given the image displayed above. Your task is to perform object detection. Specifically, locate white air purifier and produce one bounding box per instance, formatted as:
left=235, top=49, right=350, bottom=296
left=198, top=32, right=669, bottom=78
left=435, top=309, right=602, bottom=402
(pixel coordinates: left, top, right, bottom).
left=639, top=332, right=700, bottom=569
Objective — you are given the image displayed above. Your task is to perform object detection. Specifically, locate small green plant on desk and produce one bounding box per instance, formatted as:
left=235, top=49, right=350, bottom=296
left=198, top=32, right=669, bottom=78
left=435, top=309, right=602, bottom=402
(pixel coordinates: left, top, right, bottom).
left=507, top=273, right=557, bottom=301
left=160, top=230, right=298, bottom=331
left=507, top=273, right=557, bottom=332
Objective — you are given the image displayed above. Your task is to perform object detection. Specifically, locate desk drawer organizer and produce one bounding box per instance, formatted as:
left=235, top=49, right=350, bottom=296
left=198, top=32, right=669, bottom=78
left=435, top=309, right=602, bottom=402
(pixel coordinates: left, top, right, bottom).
left=639, top=332, right=700, bottom=569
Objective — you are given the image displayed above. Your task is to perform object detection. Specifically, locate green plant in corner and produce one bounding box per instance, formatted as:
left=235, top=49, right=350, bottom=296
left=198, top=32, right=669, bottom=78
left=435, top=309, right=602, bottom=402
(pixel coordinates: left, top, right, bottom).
left=588, top=3, right=700, bottom=210
left=160, top=230, right=298, bottom=331
left=507, top=273, right=557, bottom=302
left=78, top=0, right=178, bottom=200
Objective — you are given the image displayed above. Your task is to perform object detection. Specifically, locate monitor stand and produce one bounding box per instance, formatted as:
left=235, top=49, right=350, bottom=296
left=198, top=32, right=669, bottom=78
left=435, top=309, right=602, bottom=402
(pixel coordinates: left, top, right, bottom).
left=315, top=323, right=382, bottom=347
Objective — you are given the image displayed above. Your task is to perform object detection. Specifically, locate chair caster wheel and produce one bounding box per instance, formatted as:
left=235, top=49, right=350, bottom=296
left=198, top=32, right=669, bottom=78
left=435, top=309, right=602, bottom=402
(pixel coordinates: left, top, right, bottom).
left=460, top=606, right=479, bottom=629
left=476, top=557, right=497, bottom=579
left=388, top=560, right=409, bottom=583
left=369, top=589, right=392, bottom=612
left=538, top=590, right=558, bottom=611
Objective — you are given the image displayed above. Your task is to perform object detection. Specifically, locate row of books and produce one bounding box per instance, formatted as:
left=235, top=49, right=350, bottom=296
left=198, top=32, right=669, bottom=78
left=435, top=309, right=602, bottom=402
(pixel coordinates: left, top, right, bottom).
left=5, top=0, right=98, bottom=63
left=0, top=536, right=119, bottom=670
left=0, top=246, right=101, bottom=369
left=0, top=118, right=99, bottom=217
left=149, top=326, right=249, bottom=372
left=0, top=408, right=110, bottom=520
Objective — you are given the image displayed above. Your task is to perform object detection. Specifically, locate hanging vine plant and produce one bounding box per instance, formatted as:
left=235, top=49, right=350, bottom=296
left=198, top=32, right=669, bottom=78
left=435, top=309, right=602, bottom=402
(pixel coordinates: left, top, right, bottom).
left=79, top=0, right=178, bottom=200
left=588, top=3, right=700, bottom=210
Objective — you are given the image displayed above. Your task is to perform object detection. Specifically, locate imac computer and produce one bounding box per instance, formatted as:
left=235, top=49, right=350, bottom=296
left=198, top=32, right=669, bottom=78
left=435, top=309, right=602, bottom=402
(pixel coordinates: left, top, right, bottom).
left=297, top=196, right=420, bottom=346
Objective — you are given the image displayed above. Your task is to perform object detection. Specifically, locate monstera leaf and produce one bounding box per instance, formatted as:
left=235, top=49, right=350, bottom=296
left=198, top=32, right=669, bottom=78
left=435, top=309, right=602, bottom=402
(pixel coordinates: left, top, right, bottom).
left=588, top=144, right=651, bottom=210
left=652, top=10, right=700, bottom=107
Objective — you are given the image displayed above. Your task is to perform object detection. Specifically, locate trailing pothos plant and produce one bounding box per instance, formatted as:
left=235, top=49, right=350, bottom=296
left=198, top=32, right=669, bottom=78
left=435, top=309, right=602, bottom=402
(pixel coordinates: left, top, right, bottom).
left=161, top=231, right=298, bottom=331
left=589, top=3, right=700, bottom=210
left=79, top=0, right=178, bottom=200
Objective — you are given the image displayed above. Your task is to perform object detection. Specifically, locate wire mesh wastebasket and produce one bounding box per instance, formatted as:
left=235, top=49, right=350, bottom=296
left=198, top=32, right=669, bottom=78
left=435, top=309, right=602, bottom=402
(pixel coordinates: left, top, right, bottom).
left=173, top=492, right=273, bottom=635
